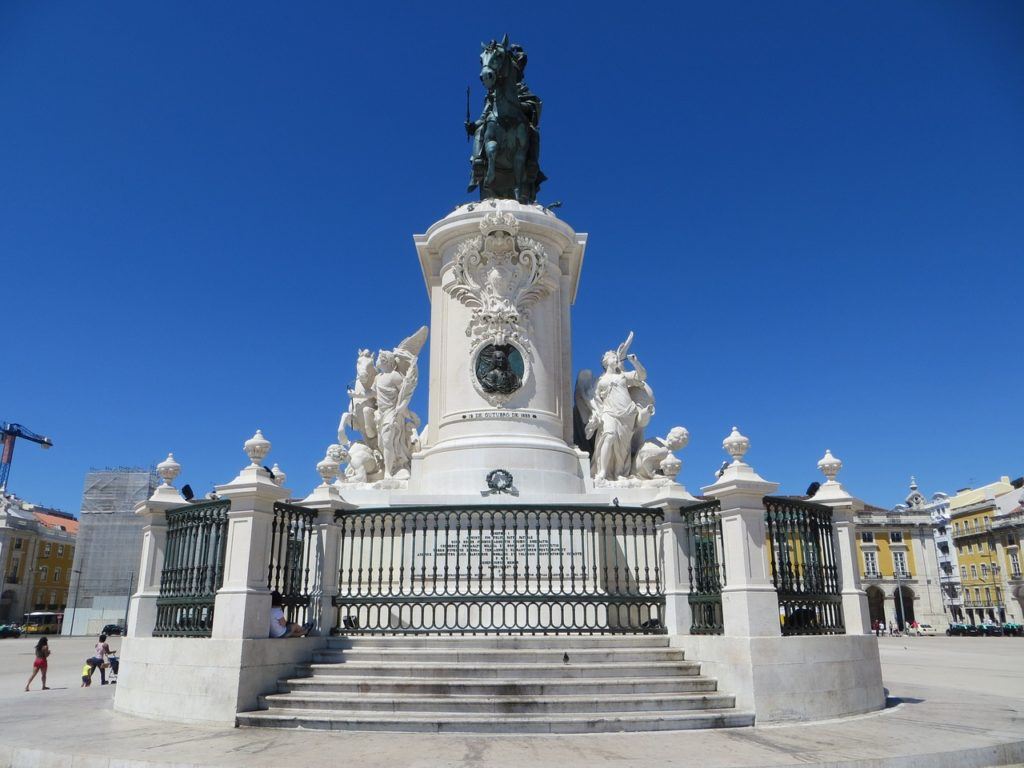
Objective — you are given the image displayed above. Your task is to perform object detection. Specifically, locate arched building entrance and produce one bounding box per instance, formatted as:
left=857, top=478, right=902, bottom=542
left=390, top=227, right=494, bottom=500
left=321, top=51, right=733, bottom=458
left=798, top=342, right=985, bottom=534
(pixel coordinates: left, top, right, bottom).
left=893, top=585, right=915, bottom=630
left=866, top=586, right=886, bottom=629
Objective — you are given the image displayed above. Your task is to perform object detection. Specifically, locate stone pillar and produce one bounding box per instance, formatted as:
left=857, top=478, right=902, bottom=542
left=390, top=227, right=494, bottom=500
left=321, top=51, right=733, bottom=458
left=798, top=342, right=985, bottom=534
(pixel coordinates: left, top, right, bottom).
left=654, top=494, right=698, bottom=636
left=810, top=450, right=871, bottom=635
left=127, top=454, right=185, bottom=638
left=701, top=428, right=781, bottom=637
left=298, top=448, right=354, bottom=635
left=411, top=200, right=590, bottom=495
left=212, top=430, right=290, bottom=640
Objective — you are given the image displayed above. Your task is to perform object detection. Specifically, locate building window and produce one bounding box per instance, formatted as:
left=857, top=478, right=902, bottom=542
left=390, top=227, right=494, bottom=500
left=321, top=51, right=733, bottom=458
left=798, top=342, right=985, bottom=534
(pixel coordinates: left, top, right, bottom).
left=861, top=531, right=875, bottom=544
left=38, top=566, right=47, bottom=582
left=43, top=543, right=51, bottom=557
left=863, top=551, right=879, bottom=577
left=890, top=531, right=904, bottom=544
left=961, top=565, right=967, bottom=579
left=48, top=591, right=56, bottom=606
left=57, top=545, right=64, bottom=557
left=14, top=538, right=22, bottom=550
left=893, top=551, right=909, bottom=578
left=1008, top=534, right=1017, bottom=546
left=970, top=565, right=978, bottom=580
left=974, top=587, right=981, bottom=602
left=1011, top=552, right=1022, bottom=578
left=53, top=567, right=61, bottom=583
left=981, top=564, right=988, bottom=579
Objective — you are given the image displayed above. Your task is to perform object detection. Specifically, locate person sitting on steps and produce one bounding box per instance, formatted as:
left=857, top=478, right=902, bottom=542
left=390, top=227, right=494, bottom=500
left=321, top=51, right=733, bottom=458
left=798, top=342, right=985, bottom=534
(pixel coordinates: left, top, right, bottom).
left=269, top=591, right=313, bottom=638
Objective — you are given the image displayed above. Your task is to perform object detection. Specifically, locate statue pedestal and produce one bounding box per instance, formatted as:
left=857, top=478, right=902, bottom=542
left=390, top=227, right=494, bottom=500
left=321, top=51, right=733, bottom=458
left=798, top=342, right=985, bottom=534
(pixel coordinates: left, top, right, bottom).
left=409, top=200, right=589, bottom=497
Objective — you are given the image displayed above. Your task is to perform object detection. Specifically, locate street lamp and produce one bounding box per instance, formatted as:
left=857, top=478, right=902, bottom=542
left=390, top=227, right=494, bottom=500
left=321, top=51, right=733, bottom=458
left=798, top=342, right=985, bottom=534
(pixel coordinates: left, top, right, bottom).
left=895, top=566, right=908, bottom=632
left=67, top=568, right=82, bottom=636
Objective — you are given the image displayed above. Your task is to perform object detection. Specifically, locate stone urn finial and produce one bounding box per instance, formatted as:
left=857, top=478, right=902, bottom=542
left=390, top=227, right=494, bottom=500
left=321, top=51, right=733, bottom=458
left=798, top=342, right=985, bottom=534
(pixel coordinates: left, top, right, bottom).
left=817, top=449, right=842, bottom=484
left=316, top=446, right=341, bottom=486
left=156, top=453, right=181, bottom=488
left=723, top=426, right=749, bottom=465
left=660, top=455, right=682, bottom=481
left=271, top=462, right=287, bottom=488
left=244, top=429, right=271, bottom=468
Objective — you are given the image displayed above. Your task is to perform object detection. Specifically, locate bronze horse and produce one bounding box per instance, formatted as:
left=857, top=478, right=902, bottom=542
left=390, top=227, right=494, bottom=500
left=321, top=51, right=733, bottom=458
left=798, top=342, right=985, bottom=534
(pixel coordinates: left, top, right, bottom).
left=467, top=36, right=544, bottom=203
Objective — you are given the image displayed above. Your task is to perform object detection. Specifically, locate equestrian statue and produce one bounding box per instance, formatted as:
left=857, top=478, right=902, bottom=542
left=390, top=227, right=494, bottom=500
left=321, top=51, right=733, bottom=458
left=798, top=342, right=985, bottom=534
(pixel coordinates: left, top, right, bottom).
left=465, top=35, right=546, bottom=204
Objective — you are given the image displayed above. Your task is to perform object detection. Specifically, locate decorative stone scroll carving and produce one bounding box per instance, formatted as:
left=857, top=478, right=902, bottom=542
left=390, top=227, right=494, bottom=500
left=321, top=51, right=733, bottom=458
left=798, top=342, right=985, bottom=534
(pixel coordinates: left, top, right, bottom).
left=444, top=211, right=557, bottom=350
left=335, top=326, right=428, bottom=486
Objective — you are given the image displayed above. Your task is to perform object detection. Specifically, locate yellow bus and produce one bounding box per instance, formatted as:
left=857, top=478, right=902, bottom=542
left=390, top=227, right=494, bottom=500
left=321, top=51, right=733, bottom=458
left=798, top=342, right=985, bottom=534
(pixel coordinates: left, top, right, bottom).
left=23, top=612, right=59, bottom=634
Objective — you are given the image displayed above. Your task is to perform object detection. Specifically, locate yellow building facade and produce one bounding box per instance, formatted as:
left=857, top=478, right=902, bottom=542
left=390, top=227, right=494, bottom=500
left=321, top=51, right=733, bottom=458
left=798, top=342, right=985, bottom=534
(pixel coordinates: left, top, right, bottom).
left=855, top=501, right=945, bottom=631
left=948, top=477, right=1022, bottom=625
left=0, top=499, right=78, bottom=622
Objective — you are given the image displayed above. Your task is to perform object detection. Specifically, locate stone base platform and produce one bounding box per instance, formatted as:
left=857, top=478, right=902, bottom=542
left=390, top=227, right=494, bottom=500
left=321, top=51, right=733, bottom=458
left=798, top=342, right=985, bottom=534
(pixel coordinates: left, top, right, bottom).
left=2, top=637, right=1024, bottom=768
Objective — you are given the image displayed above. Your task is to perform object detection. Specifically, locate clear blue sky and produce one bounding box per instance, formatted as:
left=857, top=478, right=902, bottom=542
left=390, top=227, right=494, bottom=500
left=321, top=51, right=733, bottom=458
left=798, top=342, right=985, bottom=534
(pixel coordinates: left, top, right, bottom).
left=2, top=1, right=1022, bottom=515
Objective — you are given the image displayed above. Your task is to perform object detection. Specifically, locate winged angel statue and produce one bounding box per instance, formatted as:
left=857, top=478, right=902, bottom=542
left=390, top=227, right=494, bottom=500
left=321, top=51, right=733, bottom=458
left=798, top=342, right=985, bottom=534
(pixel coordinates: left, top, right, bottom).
left=337, top=326, right=428, bottom=483
left=573, top=332, right=656, bottom=483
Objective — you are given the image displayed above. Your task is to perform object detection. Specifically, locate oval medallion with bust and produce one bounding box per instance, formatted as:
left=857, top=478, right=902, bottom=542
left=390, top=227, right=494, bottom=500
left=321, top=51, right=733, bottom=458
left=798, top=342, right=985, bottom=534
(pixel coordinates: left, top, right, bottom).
left=475, top=343, right=524, bottom=396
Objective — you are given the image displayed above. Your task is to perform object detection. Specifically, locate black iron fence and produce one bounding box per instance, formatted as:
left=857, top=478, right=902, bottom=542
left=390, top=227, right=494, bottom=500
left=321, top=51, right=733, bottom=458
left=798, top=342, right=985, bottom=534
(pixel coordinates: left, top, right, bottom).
left=332, top=505, right=664, bottom=635
left=764, top=496, right=844, bottom=636
left=683, top=499, right=725, bottom=635
left=154, top=499, right=230, bottom=637
left=268, top=501, right=318, bottom=625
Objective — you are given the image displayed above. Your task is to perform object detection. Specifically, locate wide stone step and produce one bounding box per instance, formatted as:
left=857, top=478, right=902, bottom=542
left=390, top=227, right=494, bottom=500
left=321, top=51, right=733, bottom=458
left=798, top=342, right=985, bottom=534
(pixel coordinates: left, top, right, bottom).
left=280, top=674, right=719, bottom=696
left=327, top=635, right=670, bottom=650
left=237, top=707, right=755, bottom=733
left=299, top=660, right=700, bottom=679
left=314, top=647, right=684, bottom=664
left=260, top=691, right=736, bottom=714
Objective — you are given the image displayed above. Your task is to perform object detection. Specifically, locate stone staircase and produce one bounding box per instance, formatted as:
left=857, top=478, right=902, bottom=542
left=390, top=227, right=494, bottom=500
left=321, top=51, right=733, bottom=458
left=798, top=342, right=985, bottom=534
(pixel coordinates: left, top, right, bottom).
left=237, top=635, right=754, bottom=733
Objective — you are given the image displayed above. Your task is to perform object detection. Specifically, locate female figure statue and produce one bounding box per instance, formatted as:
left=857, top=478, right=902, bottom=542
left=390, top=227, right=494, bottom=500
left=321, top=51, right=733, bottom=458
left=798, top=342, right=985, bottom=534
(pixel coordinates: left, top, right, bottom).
left=583, top=340, right=654, bottom=482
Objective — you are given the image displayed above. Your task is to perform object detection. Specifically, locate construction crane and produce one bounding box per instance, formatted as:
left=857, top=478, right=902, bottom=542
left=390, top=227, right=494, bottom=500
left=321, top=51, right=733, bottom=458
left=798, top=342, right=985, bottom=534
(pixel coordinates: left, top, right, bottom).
left=0, top=422, right=53, bottom=493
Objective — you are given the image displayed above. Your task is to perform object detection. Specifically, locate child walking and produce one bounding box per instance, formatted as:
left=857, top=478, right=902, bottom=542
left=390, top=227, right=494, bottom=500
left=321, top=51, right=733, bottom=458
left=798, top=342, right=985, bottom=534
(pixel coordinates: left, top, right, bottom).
left=81, top=658, right=95, bottom=687
left=25, top=637, right=50, bottom=691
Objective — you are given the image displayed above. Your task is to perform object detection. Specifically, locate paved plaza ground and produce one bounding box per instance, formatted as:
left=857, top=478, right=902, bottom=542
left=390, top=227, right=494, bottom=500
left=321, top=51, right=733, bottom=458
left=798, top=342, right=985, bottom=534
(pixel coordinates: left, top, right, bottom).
left=0, top=635, right=1021, bottom=768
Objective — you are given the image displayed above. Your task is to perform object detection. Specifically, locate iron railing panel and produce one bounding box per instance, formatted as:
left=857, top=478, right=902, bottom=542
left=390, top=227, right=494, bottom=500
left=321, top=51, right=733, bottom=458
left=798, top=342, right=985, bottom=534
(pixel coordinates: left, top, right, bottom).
left=267, top=501, right=318, bottom=625
left=332, top=504, right=664, bottom=635
left=154, top=499, right=230, bottom=637
left=764, top=496, right=844, bottom=636
left=683, top=499, right=725, bottom=635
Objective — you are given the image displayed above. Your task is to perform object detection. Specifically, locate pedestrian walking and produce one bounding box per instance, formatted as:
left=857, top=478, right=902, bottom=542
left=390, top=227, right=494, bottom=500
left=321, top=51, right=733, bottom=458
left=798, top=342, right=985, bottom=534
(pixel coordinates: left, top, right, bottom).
left=90, top=634, right=117, bottom=685
left=25, top=637, right=51, bottom=691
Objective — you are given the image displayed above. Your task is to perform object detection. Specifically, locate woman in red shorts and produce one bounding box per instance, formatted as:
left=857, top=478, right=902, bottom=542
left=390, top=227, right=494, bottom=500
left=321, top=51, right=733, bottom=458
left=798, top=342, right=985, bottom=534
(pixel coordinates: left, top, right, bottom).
left=25, top=636, right=50, bottom=691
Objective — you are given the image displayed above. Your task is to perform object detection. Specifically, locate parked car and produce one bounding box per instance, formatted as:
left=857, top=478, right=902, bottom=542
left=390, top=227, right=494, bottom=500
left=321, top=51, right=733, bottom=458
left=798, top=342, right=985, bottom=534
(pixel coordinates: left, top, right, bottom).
left=0, top=624, right=21, bottom=638
left=946, top=622, right=980, bottom=636
left=1001, top=622, right=1023, bottom=637
left=978, top=622, right=1004, bottom=637
left=101, top=624, right=124, bottom=636
left=911, top=623, right=939, bottom=637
